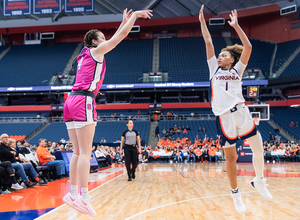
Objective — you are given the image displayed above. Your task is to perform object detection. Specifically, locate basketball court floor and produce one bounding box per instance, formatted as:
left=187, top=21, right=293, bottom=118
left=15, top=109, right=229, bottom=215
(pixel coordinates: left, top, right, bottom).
left=1, top=162, right=299, bottom=220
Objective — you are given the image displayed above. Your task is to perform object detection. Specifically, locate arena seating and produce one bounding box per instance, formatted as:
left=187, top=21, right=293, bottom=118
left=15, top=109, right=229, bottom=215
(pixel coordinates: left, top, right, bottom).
left=0, top=46, right=6, bottom=54
left=159, top=118, right=287, bottom=143
left=97, top=110, right=148, bottom=116
left=159, top=120, right=217, bottom=141
left=231, top=38, right=274, bottom=78
left=0, top=43, right=78, bottom=87
left=278, top=52, right=300, bottom=78
left=159, top=37, right=213, bottom=82
left=29, top=121, right=150, bottom=145
left=102, top=39, right=153, bottom=84
left=258, top=121, right=287, bottom=142
left=0, top=112, right=50, bottom=118
left=162, top=109, right=213, bottom=115
left=273, top=39, right=300, bottom=74
left=0, top=123, right=43, bottom=139
left=271, top=108, right=300, bottom=140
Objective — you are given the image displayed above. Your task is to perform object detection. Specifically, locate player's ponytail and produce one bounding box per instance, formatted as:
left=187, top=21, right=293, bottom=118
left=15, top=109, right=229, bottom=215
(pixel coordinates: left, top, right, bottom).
left=221, top=44, right=244, bottom=68
left=71, top=29, right=102, bottom=71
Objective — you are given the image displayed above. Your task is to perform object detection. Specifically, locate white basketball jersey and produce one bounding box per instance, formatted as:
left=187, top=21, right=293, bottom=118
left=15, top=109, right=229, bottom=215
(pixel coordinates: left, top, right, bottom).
left=208, top=56, right=247, bottom=116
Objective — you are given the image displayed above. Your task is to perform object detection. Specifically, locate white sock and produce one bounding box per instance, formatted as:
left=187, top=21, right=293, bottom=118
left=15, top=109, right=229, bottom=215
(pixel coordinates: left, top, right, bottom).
left=70, top=185, right=78, bottom=196
left=80, top=187, right=89, bottom=199
left=246, top=131, right=264, bottom=180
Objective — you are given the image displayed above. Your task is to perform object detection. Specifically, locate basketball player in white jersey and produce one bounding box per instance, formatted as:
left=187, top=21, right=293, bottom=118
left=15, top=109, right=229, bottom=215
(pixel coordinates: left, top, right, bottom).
left=199, top=5, right=272, bottom=213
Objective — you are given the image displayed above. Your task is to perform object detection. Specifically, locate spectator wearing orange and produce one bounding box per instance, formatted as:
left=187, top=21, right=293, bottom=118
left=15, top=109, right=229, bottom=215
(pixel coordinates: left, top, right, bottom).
left=209, top=146, right=218, bottom=162
left=290, top=122, right=295, bottom=127
left=195, top=147, right=202, bottom=162
left=182, top=129, right=188, bottom=134
left=36, top=139, right=66, bottom=177
left=291, top=146, right=298, bottom=162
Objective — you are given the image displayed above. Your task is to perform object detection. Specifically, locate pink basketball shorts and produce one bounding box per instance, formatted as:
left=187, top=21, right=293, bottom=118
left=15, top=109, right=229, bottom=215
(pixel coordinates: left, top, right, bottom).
left=63, top=94, right=97, bottom=129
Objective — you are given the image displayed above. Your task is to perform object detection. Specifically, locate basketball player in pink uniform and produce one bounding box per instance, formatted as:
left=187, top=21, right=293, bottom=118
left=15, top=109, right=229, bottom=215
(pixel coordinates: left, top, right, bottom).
left=199, top=5, right=272, bottom=213
left=62, top=9, right=153, bottom=216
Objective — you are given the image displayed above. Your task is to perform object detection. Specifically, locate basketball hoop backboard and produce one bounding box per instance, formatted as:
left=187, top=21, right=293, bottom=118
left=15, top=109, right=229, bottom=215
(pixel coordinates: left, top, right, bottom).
left=247, top=104, right=269, bottom=121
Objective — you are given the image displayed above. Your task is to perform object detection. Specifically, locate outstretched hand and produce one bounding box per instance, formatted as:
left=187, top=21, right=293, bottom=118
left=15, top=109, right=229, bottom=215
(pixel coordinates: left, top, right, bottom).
left=199, top=4, right=205, bottom=23
left=123, top=8, right=133, bottom=23
left=228, top=9, right=238, bottom=27
left=135, top=10, right=153, bottom=19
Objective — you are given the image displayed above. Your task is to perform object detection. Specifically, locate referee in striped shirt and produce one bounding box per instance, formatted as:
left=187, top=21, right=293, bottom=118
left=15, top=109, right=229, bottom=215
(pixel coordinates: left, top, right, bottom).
left=120, top=120, right=141, bottom=181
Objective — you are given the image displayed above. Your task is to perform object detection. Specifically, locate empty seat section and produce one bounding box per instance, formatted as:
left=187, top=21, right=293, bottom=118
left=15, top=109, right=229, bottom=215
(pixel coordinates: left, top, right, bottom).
left=0, top=43, right=78, bottom=87
left=0, top=123, right=43, bottom=139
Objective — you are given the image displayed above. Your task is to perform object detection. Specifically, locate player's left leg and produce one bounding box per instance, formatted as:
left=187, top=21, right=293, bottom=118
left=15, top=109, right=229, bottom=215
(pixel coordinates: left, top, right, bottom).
left=246, top=132, right=272, bottom=200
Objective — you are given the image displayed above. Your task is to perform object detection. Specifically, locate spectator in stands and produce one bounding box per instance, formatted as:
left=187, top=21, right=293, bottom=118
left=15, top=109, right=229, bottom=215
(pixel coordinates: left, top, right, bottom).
left=0, top=161, right=23, bottom=193
left=191, top=112, right=195, bottom=117
left=162, top=129, right=166, bottom=137
left=137, top=111, right=141, bottom=118
left=198, top=127, right=202, bottom=132
left=296, top=122, right=299, bottom=127
left=114, top=138, right=121, bottom=143
left=264, top=147, right=272, bottom=162
left=195, top=147, right=202, bottom=162
left=202, top=127, right=206, bottom=132
left=290, top=122, right=295, bottom=127
left=49, top=142, right=56, bottom=154
left=182, top=128, right=188, bottom=134
left=291, top=146, right=298, bottom=162
left=36, top=139, right=65, bottom=177
left=201, top=146, right=208, bottom=162
left=186, top=126, right=190, bottom=131
left=100, top=137, right=106, bottom=143
left=60, top=137, right=67, bottom=144
left=46, top=141, right=52, bottom=149
left=274, top=127, right=279, bottom=133
left=284, top=146, right=292, bottom=162
left=275, top=135, right=281, bottom=143
left=209, top=146, right=218, bottom=162
left=155, top=126, right=159, bottom=137
left=0, top=135, right=40, bottom=188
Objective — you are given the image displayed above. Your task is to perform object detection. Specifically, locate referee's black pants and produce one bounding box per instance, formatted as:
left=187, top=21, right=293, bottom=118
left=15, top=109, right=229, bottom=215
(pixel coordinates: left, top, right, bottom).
left=124, top=146, right=138, bottom=178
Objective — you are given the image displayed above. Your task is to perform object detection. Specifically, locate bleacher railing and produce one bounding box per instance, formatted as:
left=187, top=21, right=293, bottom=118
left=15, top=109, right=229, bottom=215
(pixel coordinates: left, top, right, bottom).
left=0, top=117, right=48, bottom=123
left=52, top=115, right=150, bottom=122
left=159, top=114, right=215, bottom=120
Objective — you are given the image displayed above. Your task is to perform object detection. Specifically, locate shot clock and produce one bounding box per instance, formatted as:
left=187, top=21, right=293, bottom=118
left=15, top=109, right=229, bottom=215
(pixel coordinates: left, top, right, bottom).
left=247, top=86, right=259, bottom=98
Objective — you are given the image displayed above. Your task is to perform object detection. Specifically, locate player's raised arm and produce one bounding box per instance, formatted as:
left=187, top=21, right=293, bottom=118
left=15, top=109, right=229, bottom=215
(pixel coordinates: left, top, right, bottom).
left=228, top=9, right=252, bottom=65
left=95, top=10, right=153, bottom=55
left=199, top=5, right=215, bottom=60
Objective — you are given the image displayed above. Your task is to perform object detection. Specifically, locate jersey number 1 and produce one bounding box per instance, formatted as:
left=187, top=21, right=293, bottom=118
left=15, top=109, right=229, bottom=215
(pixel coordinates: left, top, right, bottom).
left=225, top=82, right=228, bottom=91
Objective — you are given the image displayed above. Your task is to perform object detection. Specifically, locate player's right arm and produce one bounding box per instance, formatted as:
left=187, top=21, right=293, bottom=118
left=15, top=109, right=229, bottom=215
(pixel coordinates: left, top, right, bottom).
left=199, top=5, right=215, bottom=60
left=94, top=10, right=153, bottom=56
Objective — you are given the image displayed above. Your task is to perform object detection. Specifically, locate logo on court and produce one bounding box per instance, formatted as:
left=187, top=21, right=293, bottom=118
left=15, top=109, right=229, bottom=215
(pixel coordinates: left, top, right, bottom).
left=87, top=104, right=92, bottom=110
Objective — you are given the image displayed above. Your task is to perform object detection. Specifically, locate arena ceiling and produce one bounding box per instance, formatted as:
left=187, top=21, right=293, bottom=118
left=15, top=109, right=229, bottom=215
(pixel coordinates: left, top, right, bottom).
left=0, top=0, right=298, bottom=25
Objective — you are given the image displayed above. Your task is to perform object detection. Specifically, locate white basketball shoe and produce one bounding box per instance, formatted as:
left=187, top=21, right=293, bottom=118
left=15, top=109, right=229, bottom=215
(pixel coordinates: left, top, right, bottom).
left=250, top=177, right=272, bottom=200
left=231, top=192, right=246, bottom=214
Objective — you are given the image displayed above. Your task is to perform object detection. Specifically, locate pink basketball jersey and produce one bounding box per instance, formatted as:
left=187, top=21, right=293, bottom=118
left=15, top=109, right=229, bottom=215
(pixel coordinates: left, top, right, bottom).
left=72, top=47, right=106, bottom=96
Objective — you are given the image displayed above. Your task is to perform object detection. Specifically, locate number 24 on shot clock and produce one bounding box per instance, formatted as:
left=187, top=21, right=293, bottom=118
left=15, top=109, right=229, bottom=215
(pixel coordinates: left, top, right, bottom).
left=247, top=86, right=259, bottom=98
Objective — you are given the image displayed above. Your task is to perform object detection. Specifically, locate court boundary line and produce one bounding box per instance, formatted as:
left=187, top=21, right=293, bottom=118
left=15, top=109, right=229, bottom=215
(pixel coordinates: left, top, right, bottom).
left=34, top=171, right=125, bottom=220
left=125, top=187, right=299, bottom=220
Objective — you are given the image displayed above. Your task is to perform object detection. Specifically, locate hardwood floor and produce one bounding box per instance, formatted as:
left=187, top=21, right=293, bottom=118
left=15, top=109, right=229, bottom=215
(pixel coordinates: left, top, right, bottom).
left=36, top=162, right=300, bottom=220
